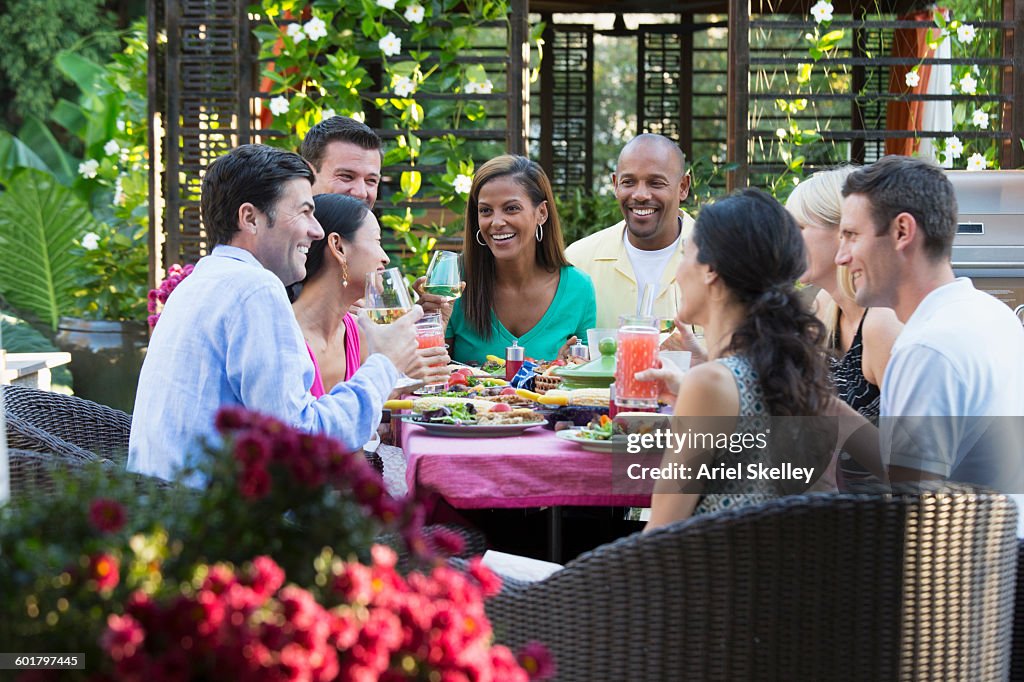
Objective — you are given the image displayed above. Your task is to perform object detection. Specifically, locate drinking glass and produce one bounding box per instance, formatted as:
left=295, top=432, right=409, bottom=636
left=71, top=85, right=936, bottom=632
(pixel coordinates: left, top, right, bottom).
left=614, top=315, right=660, bottom=409
left=653, top=284, right=681, bottom=334
left=364, top=268, right=412, bottom=324
left=415, top=313, right=447, bottom=393
left=423, top=251, right=462, bottom=301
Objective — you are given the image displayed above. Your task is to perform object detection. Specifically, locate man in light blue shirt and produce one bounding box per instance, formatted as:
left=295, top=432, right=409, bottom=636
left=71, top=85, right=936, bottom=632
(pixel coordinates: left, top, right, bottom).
left=129, top=144, right=425, bottom=481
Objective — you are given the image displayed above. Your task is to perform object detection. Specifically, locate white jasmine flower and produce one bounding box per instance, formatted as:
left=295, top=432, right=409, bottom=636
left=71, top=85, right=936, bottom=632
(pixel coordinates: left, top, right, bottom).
left=905, top=70, right=920, bottom=88
left=351, top=111, right=366, bottom=123
left=959, top=73, right=978, bottom=95
left=972, top=109, right=990, bottom=129
left=377, top=0, right=396, bottom=9
left=404, top=4, right=425, bottom=23
left=116, top=119, right=126, bottom=132
left=945, top=135, right=964, bottom=160
left=303, top=16, right=327, bottom=41
left=269, top=96, right=290, bottom=116
left=776, top=128, right=788, bottom=139
left=393, top=76, right=416, bottom=98
left=957, top=23, right=977, bottom=44
left=286, top=23, right=305, bottom=43
left=464, top=81, right=479, bottom=94
left=113, top=175, right=125, bottom=206
left=78, top=159, right=99, bottom=179
left=103, top=140, right=121, bottom=156
left=81, top=232, right=100, bottom=250
left=453, top=174, right=473, bottom=195
left=810, top=0, right=833, bottom=23
left=321, top=108, right=336, bottom=121
left=966, top=153, right=988, bottom=171
left=475, top=79, right=493, bottom=94
left=379, top=32, right=401, bottom=57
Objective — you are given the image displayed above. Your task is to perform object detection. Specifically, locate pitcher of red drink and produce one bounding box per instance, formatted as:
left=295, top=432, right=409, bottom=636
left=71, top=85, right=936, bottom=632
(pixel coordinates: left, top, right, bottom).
left=614, top=315, right=659, bottom=409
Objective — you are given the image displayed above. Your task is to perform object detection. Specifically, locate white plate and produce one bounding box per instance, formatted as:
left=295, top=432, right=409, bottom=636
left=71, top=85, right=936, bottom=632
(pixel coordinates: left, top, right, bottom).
left=408, top=419, right=546, bottom=438
left=555, top=428, right=624, bottom=453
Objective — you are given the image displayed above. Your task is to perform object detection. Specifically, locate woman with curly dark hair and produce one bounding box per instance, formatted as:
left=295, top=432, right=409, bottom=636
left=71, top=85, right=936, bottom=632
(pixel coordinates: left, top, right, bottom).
left=644, top=188, right=841, bottom=529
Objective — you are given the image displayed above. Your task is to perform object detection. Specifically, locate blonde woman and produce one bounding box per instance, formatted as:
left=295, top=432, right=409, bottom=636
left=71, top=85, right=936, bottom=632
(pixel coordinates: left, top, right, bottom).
left=786, top=168, right=902, bottom=487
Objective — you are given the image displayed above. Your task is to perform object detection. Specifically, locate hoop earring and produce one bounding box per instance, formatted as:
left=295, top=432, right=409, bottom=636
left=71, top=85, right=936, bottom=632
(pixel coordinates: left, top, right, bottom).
left=476, top=230, right=487, bottom=246
left=536, top=223, right=544, bottom=242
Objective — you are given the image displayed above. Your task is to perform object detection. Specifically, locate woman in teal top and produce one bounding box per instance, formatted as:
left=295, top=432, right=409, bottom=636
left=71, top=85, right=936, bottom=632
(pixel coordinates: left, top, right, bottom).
left=418, top=155, right=596, bottom=365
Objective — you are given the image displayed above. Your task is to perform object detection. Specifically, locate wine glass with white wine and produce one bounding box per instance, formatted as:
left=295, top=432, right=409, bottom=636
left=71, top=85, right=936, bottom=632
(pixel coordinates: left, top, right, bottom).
left=422, top=250, right=462, bottom=301
left=364, top=268, right=412, bottom=324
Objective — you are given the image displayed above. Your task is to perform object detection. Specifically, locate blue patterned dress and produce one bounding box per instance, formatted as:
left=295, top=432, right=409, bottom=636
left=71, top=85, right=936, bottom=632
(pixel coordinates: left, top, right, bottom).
left=692, top=355, right=778, bottom=516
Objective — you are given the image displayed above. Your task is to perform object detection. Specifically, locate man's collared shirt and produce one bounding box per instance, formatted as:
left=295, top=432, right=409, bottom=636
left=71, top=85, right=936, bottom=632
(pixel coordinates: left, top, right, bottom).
left=128, top=245, right=399, bottom=481
left=564, top=211, right=695, bottom=329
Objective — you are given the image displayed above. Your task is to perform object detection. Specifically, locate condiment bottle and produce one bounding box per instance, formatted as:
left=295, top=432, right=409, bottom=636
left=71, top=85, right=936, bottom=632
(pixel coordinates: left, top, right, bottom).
left=505, top=340, right=525, bottom=382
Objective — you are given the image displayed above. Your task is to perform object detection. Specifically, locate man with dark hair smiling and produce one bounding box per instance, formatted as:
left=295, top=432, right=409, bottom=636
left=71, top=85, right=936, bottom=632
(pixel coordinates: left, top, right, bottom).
left=128, top=144, right=423, bottom=481
left=566, top=134, right=695, bottom=331
left=835, top=155, right=1024, bottom=492
left=301, top=115, right=383, bottom=207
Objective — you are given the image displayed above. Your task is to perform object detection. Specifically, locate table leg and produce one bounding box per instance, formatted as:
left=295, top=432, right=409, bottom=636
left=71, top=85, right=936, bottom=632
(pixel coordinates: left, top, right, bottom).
left=547, top=506, right=563, bottom=563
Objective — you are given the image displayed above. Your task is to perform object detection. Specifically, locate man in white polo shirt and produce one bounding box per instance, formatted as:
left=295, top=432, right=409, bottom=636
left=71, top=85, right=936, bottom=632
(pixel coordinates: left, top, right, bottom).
left=565, top=134, right=695, bottom=331
left=835, top=155, right=1024, bottom=494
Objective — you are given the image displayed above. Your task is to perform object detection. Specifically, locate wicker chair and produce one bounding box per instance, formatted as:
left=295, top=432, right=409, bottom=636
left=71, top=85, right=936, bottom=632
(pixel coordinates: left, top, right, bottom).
left=485, top=488, right=1018, bottom=681
left=3, top=385, right=131, bottom=463
left=1012, top=539, right=1024, bottom=681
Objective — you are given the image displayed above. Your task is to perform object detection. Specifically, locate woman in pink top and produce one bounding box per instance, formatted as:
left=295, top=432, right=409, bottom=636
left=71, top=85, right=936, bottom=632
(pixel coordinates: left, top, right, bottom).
left=292, top=193, right=448, bottom=396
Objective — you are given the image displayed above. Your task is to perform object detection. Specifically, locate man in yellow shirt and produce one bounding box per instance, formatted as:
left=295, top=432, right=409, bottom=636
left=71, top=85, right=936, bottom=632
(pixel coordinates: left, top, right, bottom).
left=565, top=134, right=695, bottom=330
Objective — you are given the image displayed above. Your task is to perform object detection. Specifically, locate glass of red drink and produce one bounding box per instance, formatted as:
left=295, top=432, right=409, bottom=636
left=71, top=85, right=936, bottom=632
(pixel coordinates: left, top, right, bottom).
left=614, top=315, right=659, bottom=409
left=415, top=313, right=447, bottom=393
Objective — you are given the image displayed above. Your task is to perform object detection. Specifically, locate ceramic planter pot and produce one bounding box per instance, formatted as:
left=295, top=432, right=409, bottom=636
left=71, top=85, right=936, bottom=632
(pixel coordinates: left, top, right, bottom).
left=54, top=317, right=148, bottom=413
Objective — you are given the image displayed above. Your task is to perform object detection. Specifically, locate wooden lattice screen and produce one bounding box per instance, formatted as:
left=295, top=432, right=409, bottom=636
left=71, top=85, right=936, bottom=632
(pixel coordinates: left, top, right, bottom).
left=728, top=0, right=1024, bottom=190
left=148, top=0, right=530, bottom=275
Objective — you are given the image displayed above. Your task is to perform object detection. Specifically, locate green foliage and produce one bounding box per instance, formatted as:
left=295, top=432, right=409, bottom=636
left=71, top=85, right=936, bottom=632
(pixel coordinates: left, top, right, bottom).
left=0, top=169, right=97, bottom=330
left=554, top=188, right=622, bottom=245
left=0, top=0, right=120, bottom=129
left=257, top=0, right=526, bottom=279
left=0, top=23, right=151, bottom=326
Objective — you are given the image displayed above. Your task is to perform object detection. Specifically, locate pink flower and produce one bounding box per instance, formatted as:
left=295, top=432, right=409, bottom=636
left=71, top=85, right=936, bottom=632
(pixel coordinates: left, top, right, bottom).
left=102, top=613, right=145, bottom=661
left=245, top=556, right=285, bottom=599
left=371, top=544, right=398, bottom=570
left=427, top=527, right=466, bottom=557
left=517, top=641, right=556, bottom=680
left=89, top=498, right=127, bottom=533
left=88, top=552, right=120, bottom=591
left=467, top=557, right=503, bottom=597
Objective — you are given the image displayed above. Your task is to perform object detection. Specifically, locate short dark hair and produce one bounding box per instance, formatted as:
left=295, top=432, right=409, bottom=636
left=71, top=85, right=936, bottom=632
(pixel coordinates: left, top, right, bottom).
left=201, top=144, right=314, bottom=247
left=842, top=155, right=958, bottom=261
left=300, top=116, right=383, bottom=172
left=303, top=193, right=371, bottom=282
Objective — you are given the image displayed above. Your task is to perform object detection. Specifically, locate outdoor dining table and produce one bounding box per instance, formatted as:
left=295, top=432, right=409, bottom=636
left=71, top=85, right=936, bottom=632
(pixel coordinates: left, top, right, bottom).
left=401, top=423, right=652, bottom=560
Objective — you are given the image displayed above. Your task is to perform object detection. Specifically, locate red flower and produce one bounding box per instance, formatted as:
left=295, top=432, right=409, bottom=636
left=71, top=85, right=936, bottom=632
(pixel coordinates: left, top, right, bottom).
left=466, top=557, right=503, bottom=598
left=214, top=405, right=252, bottom=433
left=238, top=465, right=271, bottom=500
left=517, top=641, right=556, bottom=681
left=234, top=431, right=272, bottom=468
left=89, top=498, right=127, bottom=533
left=245, top=555, right=285, bottom=599
left=427, top=527, right=466, bottom=557
left=88, top=552, right=120, bottom=592
left=101, top=613, right=145, bottom=662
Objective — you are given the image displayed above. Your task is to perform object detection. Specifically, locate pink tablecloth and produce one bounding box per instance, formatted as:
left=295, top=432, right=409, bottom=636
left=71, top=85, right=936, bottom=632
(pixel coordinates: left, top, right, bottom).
left=402, top=424, right=651, bottom=509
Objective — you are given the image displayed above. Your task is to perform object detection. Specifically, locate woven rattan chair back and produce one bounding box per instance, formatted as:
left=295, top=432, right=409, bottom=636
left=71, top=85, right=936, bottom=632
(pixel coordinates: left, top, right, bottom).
left=2, top=385, right=131, bottom=462
left=486, top=489, right=1018, bottom=681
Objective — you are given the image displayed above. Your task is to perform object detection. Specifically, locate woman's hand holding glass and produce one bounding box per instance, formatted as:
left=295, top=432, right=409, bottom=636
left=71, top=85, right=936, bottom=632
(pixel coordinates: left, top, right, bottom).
left=412, top=252, right=464, bottom=332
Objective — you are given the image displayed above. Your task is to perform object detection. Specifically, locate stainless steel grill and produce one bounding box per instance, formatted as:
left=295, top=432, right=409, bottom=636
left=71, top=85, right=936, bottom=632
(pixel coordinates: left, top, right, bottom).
left=949, top=170, right=1024, bottom=312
